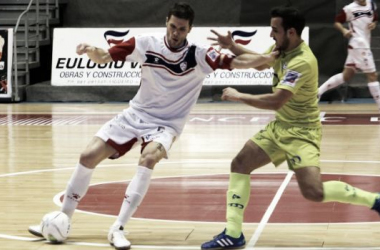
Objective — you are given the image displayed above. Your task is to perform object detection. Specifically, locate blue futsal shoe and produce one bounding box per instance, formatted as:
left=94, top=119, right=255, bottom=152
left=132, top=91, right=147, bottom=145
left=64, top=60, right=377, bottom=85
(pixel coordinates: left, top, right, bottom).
left=201, top=229, right=245, bottom=249
left=371, top=195, right=380, bottom=215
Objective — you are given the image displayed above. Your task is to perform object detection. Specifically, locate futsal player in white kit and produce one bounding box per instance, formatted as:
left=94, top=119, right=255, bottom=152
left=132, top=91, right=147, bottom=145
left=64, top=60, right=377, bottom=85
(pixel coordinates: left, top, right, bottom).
left=28, top=2, right=234, bottom=250
left=318, top=0, right=380, bottom=111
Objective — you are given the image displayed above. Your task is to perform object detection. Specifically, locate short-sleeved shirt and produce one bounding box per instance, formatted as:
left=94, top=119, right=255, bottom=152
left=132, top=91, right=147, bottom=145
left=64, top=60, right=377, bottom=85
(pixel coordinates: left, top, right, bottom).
left=108, top=33, right=224, bottom=134
left=266, top=42, right=321, bottom=128
left=336, top=0, right=378, bottom=48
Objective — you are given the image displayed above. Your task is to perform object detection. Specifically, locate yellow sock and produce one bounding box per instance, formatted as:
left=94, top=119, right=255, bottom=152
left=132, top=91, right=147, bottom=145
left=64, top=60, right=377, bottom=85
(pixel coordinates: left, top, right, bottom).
left=226, top=173, right=250, bottom=238
left=323, top=181, right=378, bottom=208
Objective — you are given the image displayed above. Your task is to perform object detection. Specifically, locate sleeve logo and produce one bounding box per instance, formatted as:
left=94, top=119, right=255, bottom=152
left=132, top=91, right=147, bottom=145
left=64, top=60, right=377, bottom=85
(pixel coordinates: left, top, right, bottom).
left=281, top=70, right=301, bottom=88
left=206, top=49, right=219, bottom=62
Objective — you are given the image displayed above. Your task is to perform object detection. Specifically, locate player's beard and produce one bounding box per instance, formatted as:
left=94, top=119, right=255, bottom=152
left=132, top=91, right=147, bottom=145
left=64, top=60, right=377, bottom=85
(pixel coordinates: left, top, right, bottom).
left=277, top=36, right=290, bottom=52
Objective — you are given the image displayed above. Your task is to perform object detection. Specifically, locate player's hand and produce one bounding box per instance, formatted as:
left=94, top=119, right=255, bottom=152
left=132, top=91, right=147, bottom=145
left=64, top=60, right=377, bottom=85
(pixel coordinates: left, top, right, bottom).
left=368, top=22, right=377, bottom=31
left=76, top=43, right=95, bottom=55
left=221, top=87, right=241, bottom=101
left=269, top=47, right=280, bottom=60
left=343, top=29, right=352, bottom=39
left=208, top=30, right=234, bottom=51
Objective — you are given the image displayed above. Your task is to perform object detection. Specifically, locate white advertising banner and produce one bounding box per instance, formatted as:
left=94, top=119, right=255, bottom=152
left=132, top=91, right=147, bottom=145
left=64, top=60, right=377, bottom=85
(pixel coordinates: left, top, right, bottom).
left=0, top=28, right=13, bottom=98
left=51, top=27, right=309, bottom=86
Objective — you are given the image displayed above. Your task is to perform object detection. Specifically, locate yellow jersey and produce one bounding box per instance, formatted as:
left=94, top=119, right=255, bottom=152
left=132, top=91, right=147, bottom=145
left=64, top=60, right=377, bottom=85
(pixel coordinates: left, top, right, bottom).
left=266, top=41, right=321, bottom=128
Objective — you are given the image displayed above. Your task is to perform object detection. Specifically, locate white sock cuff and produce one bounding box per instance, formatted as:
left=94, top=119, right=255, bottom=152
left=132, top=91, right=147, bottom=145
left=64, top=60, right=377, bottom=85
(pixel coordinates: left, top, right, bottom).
left=137, top=165, right=153, bottom=176
left=368, top=81, right=380, bottom=87
left=72, top=162, right=94, bottom=178
left=78, top=162, right=94, bottom=173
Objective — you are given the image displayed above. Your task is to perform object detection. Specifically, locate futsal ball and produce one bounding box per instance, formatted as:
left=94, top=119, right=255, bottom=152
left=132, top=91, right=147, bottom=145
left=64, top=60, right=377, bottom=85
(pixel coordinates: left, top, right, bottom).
left=41, top=211, right=71, bottom=243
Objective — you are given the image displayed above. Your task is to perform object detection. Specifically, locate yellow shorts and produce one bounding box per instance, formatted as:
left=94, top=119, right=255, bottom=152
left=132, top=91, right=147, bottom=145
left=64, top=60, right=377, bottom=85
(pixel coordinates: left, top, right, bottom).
left=252, top=120, right=322, bottom=170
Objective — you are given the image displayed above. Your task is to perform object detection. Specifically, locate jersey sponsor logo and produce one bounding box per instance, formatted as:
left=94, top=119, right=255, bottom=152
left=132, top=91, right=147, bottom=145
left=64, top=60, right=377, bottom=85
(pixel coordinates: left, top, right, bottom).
left=352, top=10, right=373, bottom=19
left=281, top=70, right=301, bottom=88
left=206, top=49, right=218, bottom=62
left=231, top=30, right=257, bottom=45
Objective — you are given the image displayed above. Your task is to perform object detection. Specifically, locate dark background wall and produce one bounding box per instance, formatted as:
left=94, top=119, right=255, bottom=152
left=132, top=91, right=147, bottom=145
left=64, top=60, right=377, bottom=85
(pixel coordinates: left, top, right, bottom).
left=32, top=0, right=379, bottom=99
left=58, top=0, right=356, bottom=83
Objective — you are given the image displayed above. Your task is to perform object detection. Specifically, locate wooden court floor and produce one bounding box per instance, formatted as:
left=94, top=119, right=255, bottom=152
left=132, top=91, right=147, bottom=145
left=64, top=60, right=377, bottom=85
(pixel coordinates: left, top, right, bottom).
left=0, top=101, right=380, bottom=250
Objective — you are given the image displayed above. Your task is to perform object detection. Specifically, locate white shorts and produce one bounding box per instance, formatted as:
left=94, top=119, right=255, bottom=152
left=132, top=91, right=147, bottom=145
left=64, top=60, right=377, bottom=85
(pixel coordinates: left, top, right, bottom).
left=96, top=108, right=177, bottom=159
left=345, top=48, right=376, bottom=73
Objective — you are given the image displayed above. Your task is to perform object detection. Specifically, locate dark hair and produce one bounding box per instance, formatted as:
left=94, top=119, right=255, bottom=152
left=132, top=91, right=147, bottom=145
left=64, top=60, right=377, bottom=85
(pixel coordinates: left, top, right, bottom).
left=167, top=2, right=195, bottom=27
left=270, top=6, right=305, bottom=36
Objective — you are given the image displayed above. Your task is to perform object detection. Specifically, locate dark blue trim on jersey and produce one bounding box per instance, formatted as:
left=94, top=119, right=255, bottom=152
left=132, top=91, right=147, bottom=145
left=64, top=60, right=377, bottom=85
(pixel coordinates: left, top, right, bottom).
left=352, top=10, right=373, bottom=18
left=144, top=45, right=197, bottom=74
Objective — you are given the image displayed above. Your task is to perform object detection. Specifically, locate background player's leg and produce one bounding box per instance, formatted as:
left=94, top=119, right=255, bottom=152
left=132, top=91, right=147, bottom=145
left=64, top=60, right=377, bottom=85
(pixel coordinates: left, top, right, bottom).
left=366, top=72, right=380, bottom=111
left=318, top=68, right=355, bottom=99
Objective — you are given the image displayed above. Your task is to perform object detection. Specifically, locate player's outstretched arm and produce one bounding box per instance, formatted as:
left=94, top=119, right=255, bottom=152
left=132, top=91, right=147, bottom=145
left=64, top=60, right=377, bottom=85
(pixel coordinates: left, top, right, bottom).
left=76, top=43, right=113, bottom=64
left=221, top=87, right=293, bottom=111
left=231, top=50, right=278, bottom=70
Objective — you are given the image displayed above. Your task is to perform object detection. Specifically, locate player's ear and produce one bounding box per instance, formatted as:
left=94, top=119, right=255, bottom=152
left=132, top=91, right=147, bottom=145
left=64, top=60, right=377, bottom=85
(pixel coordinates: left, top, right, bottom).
left=288, top=27, right=296, bottom=36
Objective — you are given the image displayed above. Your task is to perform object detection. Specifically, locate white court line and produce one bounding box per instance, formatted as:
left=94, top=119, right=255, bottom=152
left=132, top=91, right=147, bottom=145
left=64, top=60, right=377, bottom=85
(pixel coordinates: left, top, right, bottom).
left=322, top=159, right=380, bottom=164
left=246, top=171, right=294, bottom=249
left=2, top=233, right=380, bottom=250
left=1, top=158, right=380, bottom=178
left=2, top=160, right=380, bottom=249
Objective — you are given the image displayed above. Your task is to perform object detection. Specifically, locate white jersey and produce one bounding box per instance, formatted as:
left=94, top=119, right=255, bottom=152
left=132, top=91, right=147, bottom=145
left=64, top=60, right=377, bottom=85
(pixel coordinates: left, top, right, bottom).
left=109, top=33, right=224, bottom=134
left=336, top=0, right=378, bottom=48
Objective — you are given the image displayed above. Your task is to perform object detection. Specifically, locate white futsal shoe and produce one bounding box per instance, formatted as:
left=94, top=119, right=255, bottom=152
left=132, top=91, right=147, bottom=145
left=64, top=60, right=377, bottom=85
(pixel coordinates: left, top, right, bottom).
left=108, top=225, right=131, bottom=250
left=28, top=224, right=44, bottom=238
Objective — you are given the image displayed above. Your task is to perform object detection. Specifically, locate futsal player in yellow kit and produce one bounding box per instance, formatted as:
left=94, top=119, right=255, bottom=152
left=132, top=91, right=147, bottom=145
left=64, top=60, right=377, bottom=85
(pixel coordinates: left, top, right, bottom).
left=202, top=6, right=380, bottom=249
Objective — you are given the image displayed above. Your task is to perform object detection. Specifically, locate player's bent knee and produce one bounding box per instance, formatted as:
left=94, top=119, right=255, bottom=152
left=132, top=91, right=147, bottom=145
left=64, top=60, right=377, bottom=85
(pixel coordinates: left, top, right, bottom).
left=231, top=157, right=250, bottom=174
left=301, top=188, right=324, bottom=202
left=139, top=153, right=159, bottom=168
left=79, top=151, right=97, bottom=169
left=367, top=72, right=378, bottom=82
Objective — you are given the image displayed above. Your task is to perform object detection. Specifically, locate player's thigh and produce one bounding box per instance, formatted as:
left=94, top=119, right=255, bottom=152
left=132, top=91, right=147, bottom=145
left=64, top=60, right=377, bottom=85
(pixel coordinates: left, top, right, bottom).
left=80, top=136, right=118, bottom=168
left=366, top=71, right=378, bottom=82
left=342, top=67, right=356, bottom=81
left=139, top=127, right=177, bottom=168
left=350, top=48, right=376, bottom=73
left=280, top=125, right=322, bottom=170
left=95, top=114, right=140, bottom=159
left=232, top=139, right=272, bottom=174
left=251, top=121, right=286, bottom=168
left=139, top=141, right=167, bottom=168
